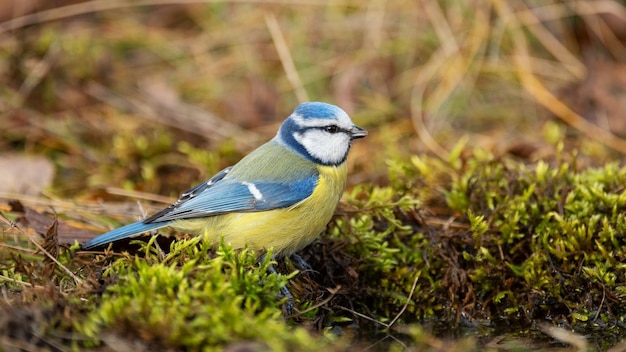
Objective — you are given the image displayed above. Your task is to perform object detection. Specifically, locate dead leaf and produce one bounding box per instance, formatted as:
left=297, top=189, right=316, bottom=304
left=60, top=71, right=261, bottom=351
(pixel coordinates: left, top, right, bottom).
left=14, top=203, right=98, bottom=245
left=41, top=215, right=59, bottom=277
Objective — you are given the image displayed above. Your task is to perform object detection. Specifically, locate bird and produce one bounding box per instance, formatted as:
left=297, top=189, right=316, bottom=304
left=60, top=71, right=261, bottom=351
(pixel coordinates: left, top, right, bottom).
left=82, top=102, right=367, bottom=258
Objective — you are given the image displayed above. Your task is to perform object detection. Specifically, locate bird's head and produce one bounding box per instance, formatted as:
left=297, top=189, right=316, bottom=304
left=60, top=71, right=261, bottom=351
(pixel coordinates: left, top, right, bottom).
left=276, top=102, right=367, bottom=166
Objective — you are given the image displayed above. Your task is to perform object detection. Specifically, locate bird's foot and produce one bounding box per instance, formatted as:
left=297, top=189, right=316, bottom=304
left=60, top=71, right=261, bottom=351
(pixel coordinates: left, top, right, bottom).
left=278, top=283, right=295, bottom=316
left=265, top=260, right=295, bottom=316
left=289, top=253, right=313, bottom=273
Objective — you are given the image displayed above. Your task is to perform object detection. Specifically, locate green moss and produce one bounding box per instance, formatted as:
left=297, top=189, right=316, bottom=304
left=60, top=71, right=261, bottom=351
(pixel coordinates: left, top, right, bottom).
left=304, top=147, right=626, bottom=335
left=78, top=238, right=319, bottom=351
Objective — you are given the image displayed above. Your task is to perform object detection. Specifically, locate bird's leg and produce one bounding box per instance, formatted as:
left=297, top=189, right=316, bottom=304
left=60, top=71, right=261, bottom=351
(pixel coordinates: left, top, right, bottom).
left=267, top=262, right=295, bottom=315
left=258, top=253, right=295, bottom=315
left=289, top=253, right=313, bottom=272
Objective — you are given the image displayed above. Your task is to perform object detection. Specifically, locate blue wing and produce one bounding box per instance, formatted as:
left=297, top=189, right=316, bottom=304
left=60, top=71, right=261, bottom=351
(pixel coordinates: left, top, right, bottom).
left=82, top=166, right=318, bottom=249
left=83, top=167, right=233, bottom=250
left=143, top=172, right=318, bottom=222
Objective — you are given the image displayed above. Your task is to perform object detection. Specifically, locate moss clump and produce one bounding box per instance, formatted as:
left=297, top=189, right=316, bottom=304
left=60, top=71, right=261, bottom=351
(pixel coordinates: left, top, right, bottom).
left=78, top=238, right=320, bottom=351
left=301, top=146, right=626, bottom=340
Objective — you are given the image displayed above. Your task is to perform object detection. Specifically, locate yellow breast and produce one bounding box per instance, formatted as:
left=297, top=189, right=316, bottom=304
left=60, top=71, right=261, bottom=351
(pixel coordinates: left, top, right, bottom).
left=171, top=163, right=347, bottom=257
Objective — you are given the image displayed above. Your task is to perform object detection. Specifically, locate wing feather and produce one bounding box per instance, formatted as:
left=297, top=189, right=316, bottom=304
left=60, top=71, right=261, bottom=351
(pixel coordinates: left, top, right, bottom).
left=144, top=173, right=318, bottom=223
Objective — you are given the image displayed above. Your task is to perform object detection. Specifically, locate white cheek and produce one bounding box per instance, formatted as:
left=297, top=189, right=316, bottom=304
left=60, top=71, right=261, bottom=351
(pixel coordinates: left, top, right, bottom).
left=295, top=130, right=350, bottom=165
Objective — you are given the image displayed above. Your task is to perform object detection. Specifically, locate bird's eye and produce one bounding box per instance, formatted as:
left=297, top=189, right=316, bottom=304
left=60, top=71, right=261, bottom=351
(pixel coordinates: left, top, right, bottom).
left=325, top=125, right=340, bottom=133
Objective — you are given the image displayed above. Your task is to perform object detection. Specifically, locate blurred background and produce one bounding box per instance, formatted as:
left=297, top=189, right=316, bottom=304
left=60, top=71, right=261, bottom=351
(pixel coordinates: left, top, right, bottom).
left=0, top=0, right=625, bottom=204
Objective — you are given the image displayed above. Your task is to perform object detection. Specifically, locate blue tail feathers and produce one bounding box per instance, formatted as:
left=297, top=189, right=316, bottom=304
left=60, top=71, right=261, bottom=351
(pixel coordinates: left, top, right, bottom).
left=82, top=221, right=169, bottom=250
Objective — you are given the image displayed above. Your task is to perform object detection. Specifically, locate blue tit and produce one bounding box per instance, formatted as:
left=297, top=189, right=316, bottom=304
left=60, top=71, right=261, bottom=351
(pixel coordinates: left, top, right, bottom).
left=83, top=102, right=367, bottom=257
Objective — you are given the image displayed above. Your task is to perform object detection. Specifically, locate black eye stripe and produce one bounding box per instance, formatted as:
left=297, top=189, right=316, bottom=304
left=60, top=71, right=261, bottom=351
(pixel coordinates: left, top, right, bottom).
left=298, top=125, right=347, bottom=134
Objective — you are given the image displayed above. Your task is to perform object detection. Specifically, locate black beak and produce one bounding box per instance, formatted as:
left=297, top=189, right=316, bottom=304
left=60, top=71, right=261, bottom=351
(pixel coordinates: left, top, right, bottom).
left=349, top=125, right=368, bottom=140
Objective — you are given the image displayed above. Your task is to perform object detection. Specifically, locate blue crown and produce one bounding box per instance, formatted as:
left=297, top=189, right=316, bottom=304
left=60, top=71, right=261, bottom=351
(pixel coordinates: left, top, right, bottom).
left=294, top=102, right=344, bottom=119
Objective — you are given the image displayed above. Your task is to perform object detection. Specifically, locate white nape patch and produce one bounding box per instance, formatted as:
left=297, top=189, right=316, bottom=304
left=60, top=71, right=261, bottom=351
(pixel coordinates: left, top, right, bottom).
left=293, top=129, right=351, bottom=165
left=242, top=181, right=264, bottom=201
